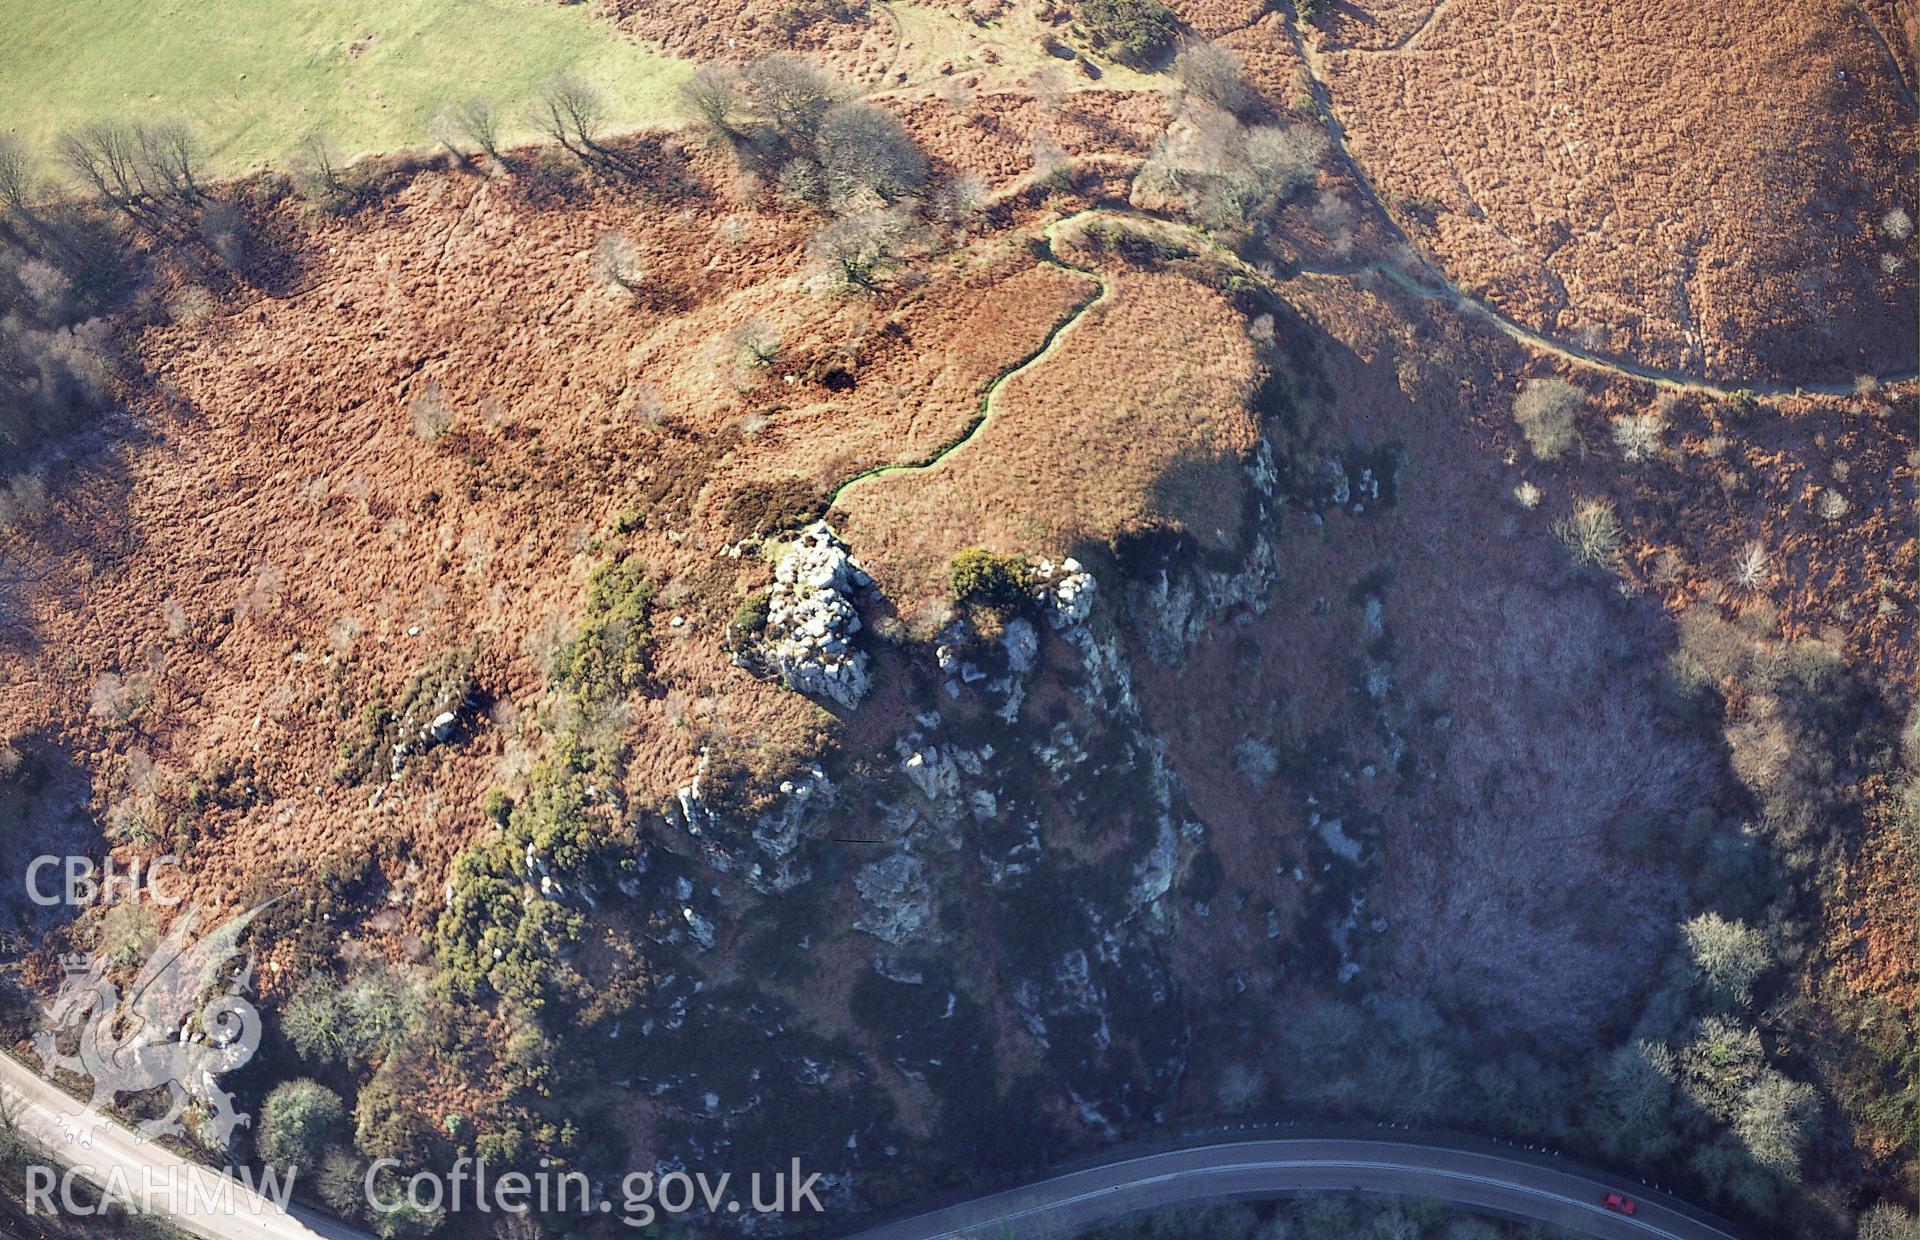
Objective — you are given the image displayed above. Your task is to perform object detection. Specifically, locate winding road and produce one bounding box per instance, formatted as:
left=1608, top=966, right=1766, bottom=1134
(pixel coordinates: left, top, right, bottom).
left=840, top=1136, right=1749, bottom=1240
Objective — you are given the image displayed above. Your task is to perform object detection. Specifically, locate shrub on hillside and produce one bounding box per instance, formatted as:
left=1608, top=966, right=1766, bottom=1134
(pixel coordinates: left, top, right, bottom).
left=1137, top=108, right=1326, bottom=231
left=1858, top=1203, right=1918, bottom=1240
left=949, top=548, right=1034, bottom=611
left=744, top=55, right=845, bottom=145
left=0, top=237, right=118, bottom=469
left=1552, top=498, right=1621, bottom=567
left=1681, top=912, right=1772, bottom=1010
left=808, top=207, right=922, bottom=291
left=816, top=101, right=928, bottom=209
left=680, top=64, right=746, bottom=140
left=257, top=1079, right=347, bottom=1170
left=1079, top=0, right=1177, bottom=67
left=1173, top=41, right=1255, bottom=116
left=282, top=968, right=420, bottom=1069
left=1513, top=377, right=1583, bottom=458
left=433, top=751, right=609, bottom=1007
left=552, top=559, right=655, bottom=704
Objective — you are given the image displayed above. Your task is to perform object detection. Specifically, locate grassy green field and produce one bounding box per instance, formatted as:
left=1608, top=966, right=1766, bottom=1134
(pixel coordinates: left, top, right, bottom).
left=0, top=0, right=695, bottom=175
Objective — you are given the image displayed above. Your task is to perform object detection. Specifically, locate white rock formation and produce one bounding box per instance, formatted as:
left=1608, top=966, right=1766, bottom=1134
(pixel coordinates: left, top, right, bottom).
left=1031, top=557, right=1096, bottom=630
left=759, top=524, right=874, bottom=710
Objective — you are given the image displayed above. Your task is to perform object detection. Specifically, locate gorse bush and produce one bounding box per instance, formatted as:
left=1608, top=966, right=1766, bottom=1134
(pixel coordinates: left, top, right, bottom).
left=433, top=751, right=606, bottom=1008
left=949, top=548, right=1034, bottom=612
left=283, top=968, right=421, bottom=1070
left=552, top=558, right=655, bottom=705
left=1078, top=0, right=1177, bottom=67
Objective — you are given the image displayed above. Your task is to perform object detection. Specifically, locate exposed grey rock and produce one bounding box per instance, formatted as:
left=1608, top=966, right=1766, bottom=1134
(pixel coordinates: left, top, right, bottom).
left=667, top=753, right=836, bottom=892
left=1001, top=617, right=1039, bottom=674
left=683, top=905, right=716, bottom=951
left=1031, top=557, right=1096, bottom=630
left=901, top=747, right=960, bottom=803
left=854, top=852, right=932, bottom=945
left=871, top=955, right=924, bottom=984
left=1318, top=816, right=1363, bottom=862
left=754, top=523, right=875, bottom=710
left=1129, top=819, right=1178, bottom=910
left=1127, top=537, right=1282, bottom=665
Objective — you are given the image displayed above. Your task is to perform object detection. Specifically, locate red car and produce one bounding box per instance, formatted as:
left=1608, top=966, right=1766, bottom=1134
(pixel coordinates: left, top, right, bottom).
left=1603, top=1192, right=1638, bottom=1215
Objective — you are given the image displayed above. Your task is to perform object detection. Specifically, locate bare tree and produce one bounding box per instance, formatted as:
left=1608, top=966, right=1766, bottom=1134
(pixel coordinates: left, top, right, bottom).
left=294, top=132, right=352, bottom=205
left=58, top=120, right=158, bottom=228
left=135, top=120, right=206, bottom=212
left=816, top=101, right=927, bottom=209
left=1173, top=40, right=1255, bottom=116
left=744, top=55, right=843, bottom=145
left=595, top=230, right=645, bottom=294
left=680, top=64, right=746, bottom=140
left=530, top=73, right=612, bottom=169
left=726, top=318, right=780, bottom=367
left=808, top=207, right=919, bottom=291
left=449, top=96, right=505, bottom=164
left=937, top=170, right=987, bottom=221
left=0, top=135, right=41, bottom=231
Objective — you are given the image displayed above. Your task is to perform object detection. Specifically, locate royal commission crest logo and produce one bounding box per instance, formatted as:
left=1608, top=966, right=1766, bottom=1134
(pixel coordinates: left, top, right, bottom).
left=31, top=901, right=272, bottom=1149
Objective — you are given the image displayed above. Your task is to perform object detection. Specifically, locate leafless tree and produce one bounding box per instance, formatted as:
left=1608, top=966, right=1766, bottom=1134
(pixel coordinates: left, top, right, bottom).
left=1174, top=40, right=1256, bottom=117
left=744, top=55, right=843, bottom=145
left=135, top=120, right=206, bottom=211
left=680, top=64, right=746, bottom=140
left=816, top=101, right=927, bottom=209
left=530, top=73, right=613, bottom=170
left=57, top=118, right=208, bottom=234
left=726, top=318, right=780, bottom=367
left=449, top=96, right=506, bottom=164
left=595, top=229, right=645, bottom=294
left=808, top=207, right=919, bottom=291
left=0, top=135, right=41, bottom=231
left=58, top=120, right=157, bottom=227
left=294, top=132, right=352, bottom=204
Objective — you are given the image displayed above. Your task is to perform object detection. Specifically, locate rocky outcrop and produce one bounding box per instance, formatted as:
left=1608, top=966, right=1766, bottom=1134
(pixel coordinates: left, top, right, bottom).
left=1126, top=536, right=1283, bottom=665
left=854, top=852, right=932, bottom=945
left=1031, top=557, right=1096, bottom=630
left=752, top=524, right=875, bottom=710
left=667, top=755, right=836, bottom=892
